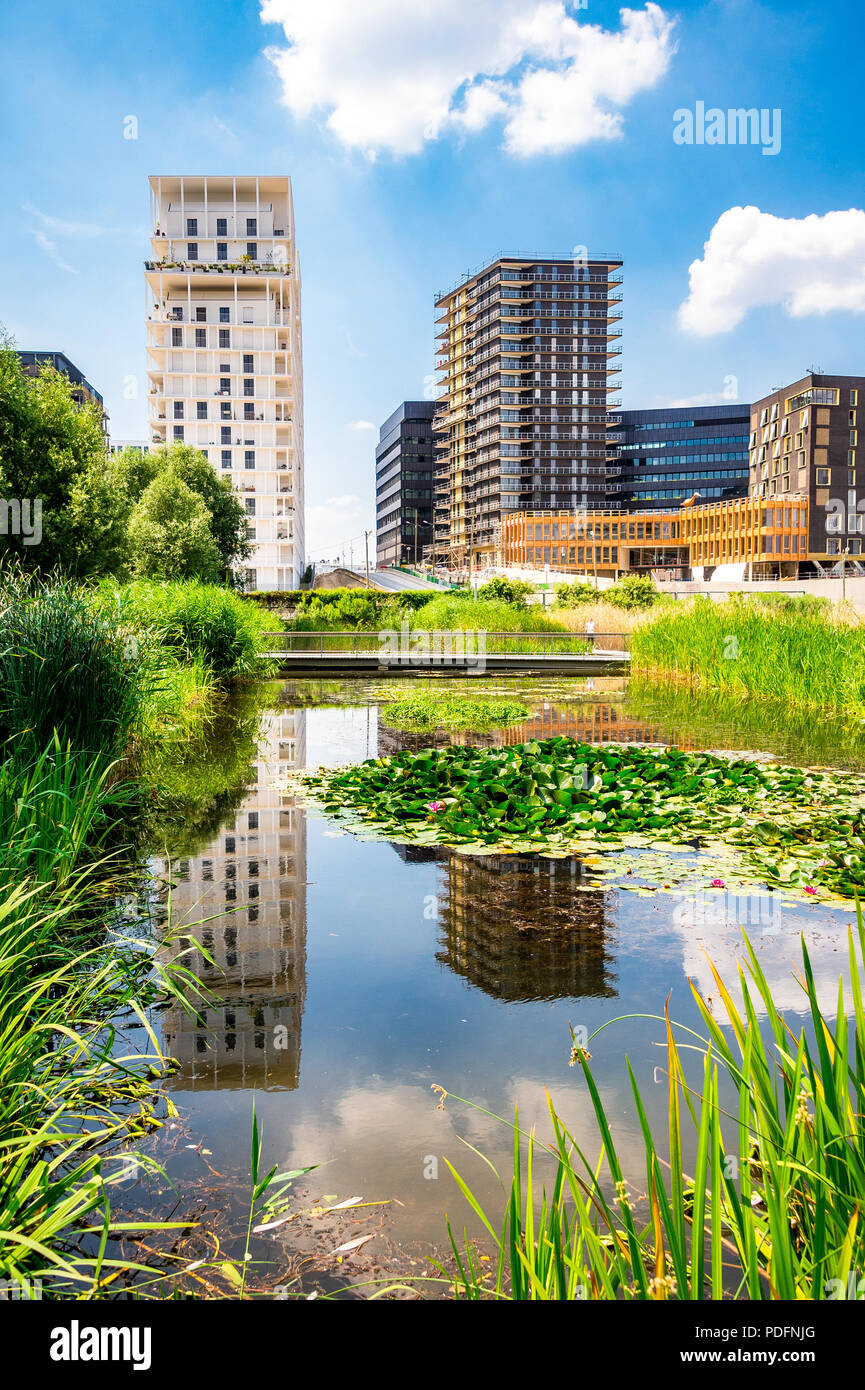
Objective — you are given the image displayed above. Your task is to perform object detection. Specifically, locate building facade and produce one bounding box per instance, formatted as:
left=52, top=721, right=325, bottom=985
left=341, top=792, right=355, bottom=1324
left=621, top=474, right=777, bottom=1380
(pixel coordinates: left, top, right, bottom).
left=749, top=374, right=865, bottom=569
left=375, top=400, right=436, bottom=567
left=501, top=494, right=809, bottom=579
left=145, top=175, right=304, bottom=590
left=431, top=253, right=623, bottom=569
left=606, top=403, right=750, bottom=512
left=18, top=350, right=107, bottom=431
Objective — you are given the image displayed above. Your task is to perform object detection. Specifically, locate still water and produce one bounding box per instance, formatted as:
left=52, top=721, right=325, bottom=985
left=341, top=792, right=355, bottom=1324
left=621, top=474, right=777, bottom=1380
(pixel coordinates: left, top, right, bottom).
left=139, top=677, right=861, bottom=1292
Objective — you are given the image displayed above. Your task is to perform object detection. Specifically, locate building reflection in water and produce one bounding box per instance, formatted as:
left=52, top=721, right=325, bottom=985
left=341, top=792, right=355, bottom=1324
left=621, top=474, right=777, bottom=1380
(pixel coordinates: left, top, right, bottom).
left=157, top=710, right=307, bottom=1091
left=433, top=853, right=618, bottom=1002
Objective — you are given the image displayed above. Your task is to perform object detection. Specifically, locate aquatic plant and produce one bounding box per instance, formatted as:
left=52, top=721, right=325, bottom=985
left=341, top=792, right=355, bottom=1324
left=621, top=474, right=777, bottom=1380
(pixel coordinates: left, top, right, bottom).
left=631, top=595, right=865, bottom=714
left=437, top=910, right=865, bottom=1300
left=297, top=737, right=865, bottom=900
left=380, top=692, right=529, bottom=732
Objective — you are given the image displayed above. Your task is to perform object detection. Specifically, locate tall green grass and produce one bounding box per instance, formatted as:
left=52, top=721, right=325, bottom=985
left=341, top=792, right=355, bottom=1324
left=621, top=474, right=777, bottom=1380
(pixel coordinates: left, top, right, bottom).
left=97, top=578, right=274, bottom=684
left=440, top=913, right=865, bottom=1300
left=404, top=595, right=565, bottom=634
left=632, top=595, right=865, bottom=713
left=0, top=568, right=147, bottom=764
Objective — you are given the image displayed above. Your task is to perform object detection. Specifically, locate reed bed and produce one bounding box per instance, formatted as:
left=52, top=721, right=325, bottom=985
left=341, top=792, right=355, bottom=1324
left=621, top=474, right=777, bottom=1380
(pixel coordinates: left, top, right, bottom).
left=631, top=595, right=865, bottom=713
left=439, top=910, right=865, bottom=1300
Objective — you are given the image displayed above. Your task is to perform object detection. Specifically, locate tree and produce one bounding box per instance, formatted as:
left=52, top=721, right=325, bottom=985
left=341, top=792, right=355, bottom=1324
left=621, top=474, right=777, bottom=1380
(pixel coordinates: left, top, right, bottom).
left=113, top=443, right=252, bottom=576
left=127, top=471, right=222, bottom=581
left=0, top=338, right=113, bottom=574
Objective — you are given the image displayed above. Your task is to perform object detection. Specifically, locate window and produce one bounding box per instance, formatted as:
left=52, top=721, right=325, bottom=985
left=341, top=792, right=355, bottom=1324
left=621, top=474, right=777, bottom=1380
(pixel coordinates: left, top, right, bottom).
left=219, top=329, right=230, bottom=349
left=173, top=401, right=183, bottom=419
left=173, top=425, right=184, bottom=440
left=246, top=218, right=257, bottom=236
left=217, top=217, right=227, bottom=236
left=171, top=326, right=182, bottom=347
left=187, top=242, right=198, bottom=260
left=197, top=402, right=207, bottom=420
left=221, top=450, right=232, bottom=469
left=220, top=402, right=231, bottom=419
left=186, top=218, right=197, bottom=236
left=245, top=498, right=256, bottom=515
left=195, top=328, right=206, bottom=347
left=816, top=467, right=830, bottom=486
left=246, top=242, right=257, bottom=259
left=852, top=389, right=859, bottom=406
left=217, top=242, right=228, bottom=260
left=243, top=353, right=254, bottom=372
left=244, top=402, right=254, bottom=419
left=220, top=378, right=230, bottom=393
left=221, top=427, right=232, bottom=444
left=243, top=378, right=254, bottom=397
left=219, top=306, right=230, bottom=323
left=245, top=450, right=255, bottom=469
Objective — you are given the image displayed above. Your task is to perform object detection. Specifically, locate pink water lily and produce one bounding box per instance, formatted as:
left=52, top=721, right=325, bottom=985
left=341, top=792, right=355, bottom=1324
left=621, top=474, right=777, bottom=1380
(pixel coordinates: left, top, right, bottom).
left=427, top=801, right=447, bottom=812
left=711, top=878, right=725, bottom=888
left=804, top=885, right=818, bottom=895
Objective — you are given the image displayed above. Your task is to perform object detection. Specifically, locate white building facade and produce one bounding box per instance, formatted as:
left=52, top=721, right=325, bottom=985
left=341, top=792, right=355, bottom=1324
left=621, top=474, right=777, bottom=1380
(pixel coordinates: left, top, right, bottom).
left=146, top=175, right=304, bottom=590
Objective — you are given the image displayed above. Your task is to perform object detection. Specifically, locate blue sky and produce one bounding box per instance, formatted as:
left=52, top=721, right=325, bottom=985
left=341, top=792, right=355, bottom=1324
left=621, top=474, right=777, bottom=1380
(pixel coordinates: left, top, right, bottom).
left=1, top=0, right=863, bottom=559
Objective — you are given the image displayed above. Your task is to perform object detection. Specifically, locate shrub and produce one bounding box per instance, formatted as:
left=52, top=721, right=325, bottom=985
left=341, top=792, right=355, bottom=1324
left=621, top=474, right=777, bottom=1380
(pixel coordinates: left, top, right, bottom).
left=605, top=574, right=659, bottom=611
left=476, top=576, right=533, bottom=606
left=555, top=581, right=598, bottom=608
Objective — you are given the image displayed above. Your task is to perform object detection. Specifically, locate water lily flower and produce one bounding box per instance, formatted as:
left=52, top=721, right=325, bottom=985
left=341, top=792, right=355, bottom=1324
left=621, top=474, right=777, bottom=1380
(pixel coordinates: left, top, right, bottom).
left=427, top=801, right=447, bottom=812
left=804, top=885, right=818, bottom=895
left=711, top=878, right=725, bottom=888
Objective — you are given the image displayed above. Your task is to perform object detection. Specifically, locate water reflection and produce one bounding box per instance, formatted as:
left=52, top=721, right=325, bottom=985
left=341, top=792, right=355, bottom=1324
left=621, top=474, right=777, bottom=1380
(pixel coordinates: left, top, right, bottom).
left=434, top=854, right=618, bottom=1002
left=158, top=710, right=308, bottom=1090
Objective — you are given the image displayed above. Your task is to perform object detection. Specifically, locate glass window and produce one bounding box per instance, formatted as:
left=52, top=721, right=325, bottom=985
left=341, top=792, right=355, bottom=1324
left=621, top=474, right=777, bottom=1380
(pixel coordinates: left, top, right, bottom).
left=246, top=218, right=257, bottom=236
left=217, top=217, right=227, bottom=236
left=246, top=242, right=257, bottom=259
left=221, top=450, right=232, bottom=469
left=186, top=218, right=197, bottom=236
left=217, top=242, right=228, bottom=260
left=196, top=402, right=207, bottom=420
left=219, top=307, right=230, bottom=323
left=171, top=326, right=182, bottom=347
left=187, top=242, right=198, bottom=260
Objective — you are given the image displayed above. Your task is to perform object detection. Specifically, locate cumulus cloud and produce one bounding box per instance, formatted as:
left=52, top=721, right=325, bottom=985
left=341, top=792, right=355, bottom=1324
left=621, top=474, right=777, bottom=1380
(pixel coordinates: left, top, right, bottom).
left=260, top=1, right=675, bottom=157
left=348, top=420, right=376, bottom=432
left=679, top=205, right=865, bottom=335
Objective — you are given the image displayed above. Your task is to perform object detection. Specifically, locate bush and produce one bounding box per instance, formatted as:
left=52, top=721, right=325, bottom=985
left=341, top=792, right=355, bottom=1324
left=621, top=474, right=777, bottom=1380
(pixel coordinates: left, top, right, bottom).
left=555, top=581, right=598, bottom=608
left=605, top=574, right=659, bottom=611
left=476, top=577, right=533, bottom=606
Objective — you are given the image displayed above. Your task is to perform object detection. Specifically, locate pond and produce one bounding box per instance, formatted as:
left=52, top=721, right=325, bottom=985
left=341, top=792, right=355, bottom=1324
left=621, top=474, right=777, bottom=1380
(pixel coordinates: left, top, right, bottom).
left=130, top=676, right=863, bottom=1296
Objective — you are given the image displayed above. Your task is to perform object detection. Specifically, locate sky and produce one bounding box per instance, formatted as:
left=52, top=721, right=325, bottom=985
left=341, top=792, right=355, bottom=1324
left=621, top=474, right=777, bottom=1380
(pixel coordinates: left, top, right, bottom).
left=1, top=0, right=863, bottom=561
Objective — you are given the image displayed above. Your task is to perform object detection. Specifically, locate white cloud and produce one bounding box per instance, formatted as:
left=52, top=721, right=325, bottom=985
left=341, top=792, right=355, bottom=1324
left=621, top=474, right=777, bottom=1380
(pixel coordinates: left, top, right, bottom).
left=32, top=230, right=76, bottom=274
left=348, top=419, right=376, bottom=432
left=679, top=205, right=865, bottom=336
left=260, top=1, right=675, bottom=157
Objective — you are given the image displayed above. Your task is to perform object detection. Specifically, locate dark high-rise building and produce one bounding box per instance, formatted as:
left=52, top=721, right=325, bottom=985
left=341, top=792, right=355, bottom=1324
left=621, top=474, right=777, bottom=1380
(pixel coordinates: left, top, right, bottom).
left=749, top=374, right=865, bottom=570
left=605, top=403, right=750, bottom=512
left=432, top=253, right=623, bottom=568
left=17, top=350, right=107, bottom=431
left=375, top=400, right=436, bottom=567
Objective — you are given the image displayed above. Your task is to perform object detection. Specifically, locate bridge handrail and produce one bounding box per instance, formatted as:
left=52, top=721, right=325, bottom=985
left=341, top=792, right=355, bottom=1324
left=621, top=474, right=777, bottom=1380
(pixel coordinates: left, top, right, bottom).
left=263, top=630, right=631, bottom=654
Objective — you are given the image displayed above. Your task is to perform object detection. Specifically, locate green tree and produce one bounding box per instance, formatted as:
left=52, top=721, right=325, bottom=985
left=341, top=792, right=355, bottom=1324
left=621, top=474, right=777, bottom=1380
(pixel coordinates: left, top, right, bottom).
left=113, top=443, right=251, bottom=577
left=0, top=339, right=113, bottom=573
left=127, top=471, right=222, bottom=581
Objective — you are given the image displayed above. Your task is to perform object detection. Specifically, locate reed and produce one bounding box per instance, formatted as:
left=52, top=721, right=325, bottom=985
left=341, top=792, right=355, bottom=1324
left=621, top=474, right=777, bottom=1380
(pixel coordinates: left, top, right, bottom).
left=439, top=909, right=865, bottom=1300
left=630, top=596, right=865, bottom=713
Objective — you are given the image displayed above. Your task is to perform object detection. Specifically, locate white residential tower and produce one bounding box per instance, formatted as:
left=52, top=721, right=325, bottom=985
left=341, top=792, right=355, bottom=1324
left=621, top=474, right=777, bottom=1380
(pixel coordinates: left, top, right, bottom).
left=146, top=175, right=304, bottom=589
